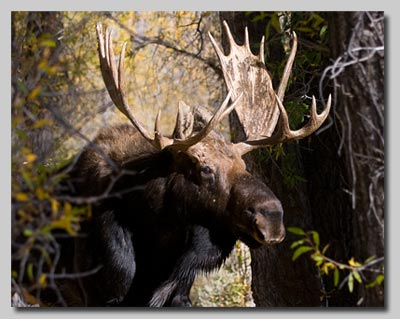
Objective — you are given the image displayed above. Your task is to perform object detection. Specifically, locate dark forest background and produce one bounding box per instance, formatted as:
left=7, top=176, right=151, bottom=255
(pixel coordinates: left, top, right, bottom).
left=11, top=11, right=384, bottom=307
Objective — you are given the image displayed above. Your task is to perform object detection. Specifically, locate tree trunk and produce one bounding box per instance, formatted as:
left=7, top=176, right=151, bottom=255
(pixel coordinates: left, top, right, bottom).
left=219, top=11, right=384, bottom=307
left=325, top=11, right=384, bottom=306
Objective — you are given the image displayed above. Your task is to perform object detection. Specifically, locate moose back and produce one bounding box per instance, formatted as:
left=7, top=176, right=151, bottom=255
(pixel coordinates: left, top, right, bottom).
left=53, top=21, right=330, bottom=307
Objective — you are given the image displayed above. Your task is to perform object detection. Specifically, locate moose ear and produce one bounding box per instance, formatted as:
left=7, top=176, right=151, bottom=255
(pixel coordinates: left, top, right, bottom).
left=173, top=102, right=215, bottom=138
left=191, top=105, right=213, bottom=131
left=173, top=101, right=194, bottom=139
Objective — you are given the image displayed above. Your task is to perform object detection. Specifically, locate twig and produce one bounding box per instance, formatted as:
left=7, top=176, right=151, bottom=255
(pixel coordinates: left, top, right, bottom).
left=45, top=265, right=103, bottom=280
left=43, top=103, right=118, bottom=172
left=105, top=15, right=223, bottom=78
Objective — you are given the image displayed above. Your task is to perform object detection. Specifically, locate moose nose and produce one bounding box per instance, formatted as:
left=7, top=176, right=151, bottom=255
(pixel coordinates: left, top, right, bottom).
left=254, top=210, right=285, bottom=245
left=263, top=231, right=286, bottom=245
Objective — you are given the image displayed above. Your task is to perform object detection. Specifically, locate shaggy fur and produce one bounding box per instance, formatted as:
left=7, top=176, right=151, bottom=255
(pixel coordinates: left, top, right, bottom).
left=56, top=124, right=284, bottom=307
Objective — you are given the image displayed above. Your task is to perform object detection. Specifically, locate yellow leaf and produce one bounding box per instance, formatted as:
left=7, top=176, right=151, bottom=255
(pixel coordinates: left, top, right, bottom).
left=39, top=38, right=56, bottom=48
left=38, top=60, right=47, bottom=70
left=87, top=204, right=92, bottom=219
left=17, top=209, right=33, bottom=223
left=32, top=119, right=53, bottom=129
left=50, top=219, right=76, bottom=236
left=322, top=263, right=329, bottom=275
left=36, top=187, right=47, bottom=200
left=64, top=202, right=72, bottom=217
left=17, top=209, right=26, bottom=218
left=15, top=193, right=29, bottom=201
left=51, top=199, right=59, bottom=217
left=27, top=86, right=41, bottom=101
left=325, top=262, right=335, bottom=270
left=39, top=274, right=47, bottom=287
left=24, top=152, right=37, bottom=163
left=348, top=257, right=362, bottom=267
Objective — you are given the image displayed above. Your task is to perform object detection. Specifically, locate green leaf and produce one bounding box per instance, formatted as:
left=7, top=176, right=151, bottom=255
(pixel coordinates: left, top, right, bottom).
left=353, top=270, right=362, bottom=284
left=287, top=227, right=306, bottom=236
left=311, top=13, right=325, bottom=28
left=320, top=25, right=328, bottom=38
left=310, top=231, right=320, bottom=248
left=334, top=268, right=340, bottom=287
left=296, top=26, right=314, bottom=34
left=311, top=253, right=323, bottom=262
left=292, top=246, right=312, bottom=261
left=270, top=13, right=281, bottom=33
left=348, top=273, right=354, bottom=293
left=251, top=12, right=267, bottom=23
left=290, top=239, right=305, bottom=249
left=264, top=22, right=271, bottom=42
left=366, top=274, right=384, bottom=288
left=16, top=79, right=29, bottom=96
left=23, top=229, right=33, bottom=237
left=27, top=263, right=34, bottom=282
left=15, top=129, right=27, bottom=140
left=322, top=244, right=330, bottom=254
left=364, top=255, right=376, bottom=264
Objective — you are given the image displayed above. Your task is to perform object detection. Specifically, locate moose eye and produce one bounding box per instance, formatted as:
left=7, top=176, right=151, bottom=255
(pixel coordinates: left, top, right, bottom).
left=200, top=166, right=213, bottom=175
left=199, top=165, right=215, bottom=186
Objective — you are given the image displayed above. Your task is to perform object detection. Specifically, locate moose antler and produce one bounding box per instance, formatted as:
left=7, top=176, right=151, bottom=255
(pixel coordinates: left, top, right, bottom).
left=96, top=23, right=242, bottom=151
left=209, top=21, right=331, bottom=156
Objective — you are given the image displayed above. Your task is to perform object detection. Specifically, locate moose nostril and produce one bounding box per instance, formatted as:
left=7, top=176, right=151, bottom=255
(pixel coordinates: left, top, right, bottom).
left=266, top=236, right=285, bottom=245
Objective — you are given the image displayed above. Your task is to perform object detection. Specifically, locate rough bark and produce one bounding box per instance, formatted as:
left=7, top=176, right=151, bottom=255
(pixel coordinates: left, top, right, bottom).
left=325, top=11, right=384, bottom=306
left=219, top=11, right=384, bottom=307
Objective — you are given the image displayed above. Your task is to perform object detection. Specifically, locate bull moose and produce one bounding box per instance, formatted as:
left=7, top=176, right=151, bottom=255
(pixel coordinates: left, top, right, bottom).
left=56, top=21, right=331, bottom=307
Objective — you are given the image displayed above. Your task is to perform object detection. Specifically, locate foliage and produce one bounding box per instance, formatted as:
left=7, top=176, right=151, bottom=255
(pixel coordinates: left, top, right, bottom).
left=12, top=12, right=96, bottom=303
left=245, top=12, right=332, bottom=190
left=12, top=152, right=91, bottom=304
left=190, top=242, right=254, bottom=307
left=288, top=227, right=384, bottom=295
left=281, top=152, right=307, bottom=188
left=11, top=11, right=239, bottom=306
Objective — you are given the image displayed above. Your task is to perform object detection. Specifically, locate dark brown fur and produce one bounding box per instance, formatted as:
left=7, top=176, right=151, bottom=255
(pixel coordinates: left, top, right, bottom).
left=58, top=123, right=284, bottom=307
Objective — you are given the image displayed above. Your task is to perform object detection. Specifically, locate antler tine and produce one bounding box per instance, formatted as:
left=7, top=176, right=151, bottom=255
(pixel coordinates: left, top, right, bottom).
left=96, top=23, right=159, bottom=147
left=154, top=109, right=162, bottom=137
left=276, top=31, right=298, bottom=102
left=106, top=27, right=119, bottom=94
left=117, top=41, right=128, bottom=109
left=222, top=20, right=238, bottom=53
left=235, top=94, right=332, bottom=155
left=259, top=35, right=265, bottom=64
left=168, top=91, right=243, bottom=150
left=97, top=23, right=117, bottom=105
left=173, top=101, right=195, bottom=140
left=244, top=27, right=250, bottom=50
left=208, top=31, right=225, bottom=60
